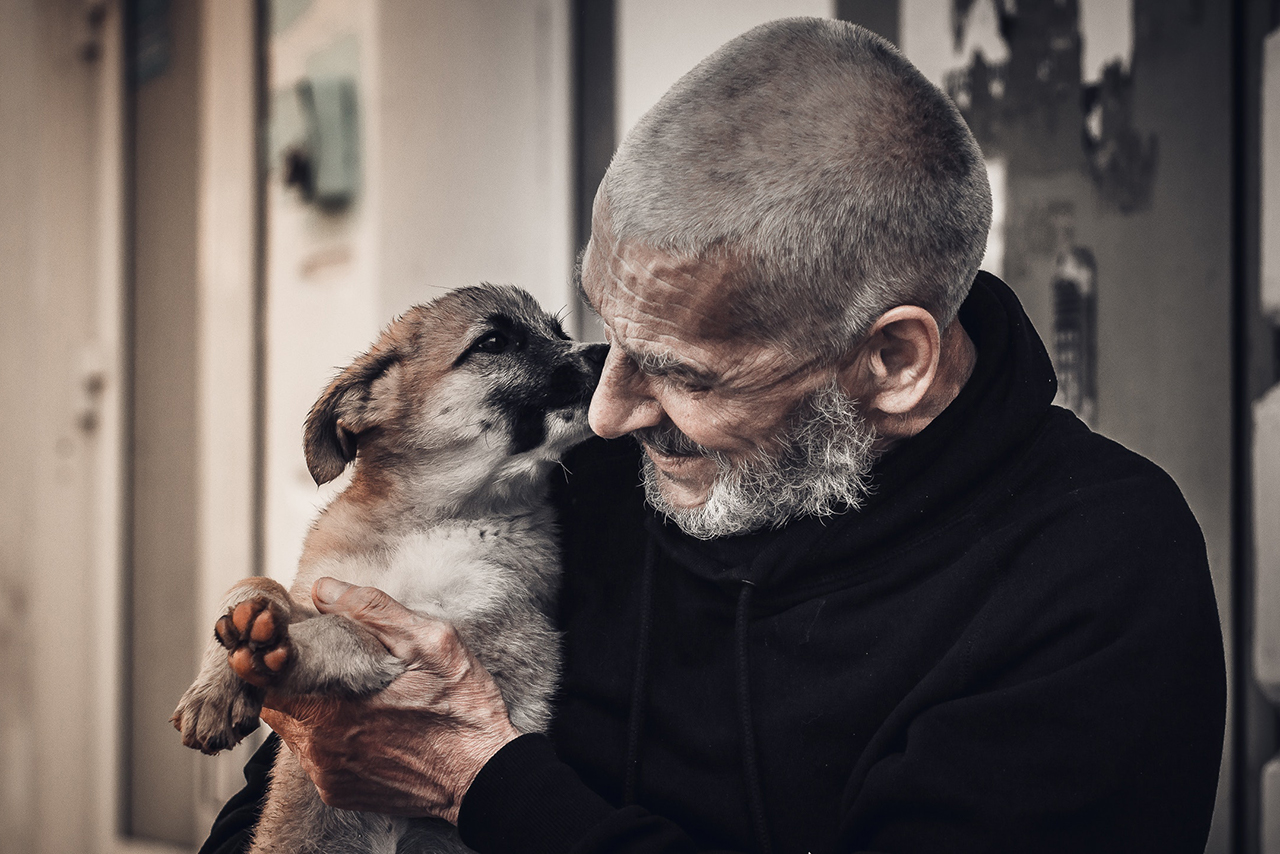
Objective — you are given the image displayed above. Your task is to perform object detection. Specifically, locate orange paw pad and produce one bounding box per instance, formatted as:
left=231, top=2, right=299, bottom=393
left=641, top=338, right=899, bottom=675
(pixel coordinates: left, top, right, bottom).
left=262, top=647, right=289, bottom=672
left=216, top=595, right=292, bottom=686
left=230, top=647, right=255, bottom=674
left=250, top=611, right=276, bottom=643
left=232, top=601, right=256, bottom=633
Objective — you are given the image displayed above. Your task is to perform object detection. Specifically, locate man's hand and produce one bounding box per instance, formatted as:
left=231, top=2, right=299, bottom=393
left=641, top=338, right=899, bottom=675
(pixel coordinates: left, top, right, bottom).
left=260, top=577, right=521, bottom=824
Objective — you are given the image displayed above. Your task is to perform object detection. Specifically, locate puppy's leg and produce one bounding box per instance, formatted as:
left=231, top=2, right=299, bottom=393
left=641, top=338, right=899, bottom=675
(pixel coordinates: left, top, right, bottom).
left=172, top=633, right=265, bottom=754
left=214, top=578, right=298, bottom=689
left=178, top=576, right=403, bottom=756
left=214, top=579, right=403, bottom=697
left=257, top=613, right=406, bottom=698
left=172, top=578, right=295, bottom=754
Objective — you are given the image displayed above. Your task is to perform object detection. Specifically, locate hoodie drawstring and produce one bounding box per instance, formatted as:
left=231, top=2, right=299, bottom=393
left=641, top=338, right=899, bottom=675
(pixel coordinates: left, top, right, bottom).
left=735, top=580, right=773, bottom=854
left=622, top=541, right=774, bottom=854
left=623, top=538, right=658, bottom=805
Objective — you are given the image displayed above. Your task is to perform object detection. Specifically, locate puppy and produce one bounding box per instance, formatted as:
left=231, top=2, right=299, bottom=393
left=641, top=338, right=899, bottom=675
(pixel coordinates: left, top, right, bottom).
left=172, top=284, right=604, bottom=853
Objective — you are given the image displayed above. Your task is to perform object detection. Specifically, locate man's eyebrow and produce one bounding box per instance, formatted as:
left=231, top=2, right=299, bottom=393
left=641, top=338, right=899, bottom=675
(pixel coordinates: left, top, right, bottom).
left=571, top=263, right=601, bottom=318
left=629, top=347, right=716, bottom=386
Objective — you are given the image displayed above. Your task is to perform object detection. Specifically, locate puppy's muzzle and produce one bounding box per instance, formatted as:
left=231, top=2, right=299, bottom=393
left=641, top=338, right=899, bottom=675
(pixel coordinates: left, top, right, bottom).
left=580, top=343, right=607, bottom=385
left=547, top=343, right=607, bottom=408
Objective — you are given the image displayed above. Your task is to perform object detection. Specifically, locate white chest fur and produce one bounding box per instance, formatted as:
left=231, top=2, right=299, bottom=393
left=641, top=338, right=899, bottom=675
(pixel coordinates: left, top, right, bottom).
left=292, top=508, right=561, bottom=627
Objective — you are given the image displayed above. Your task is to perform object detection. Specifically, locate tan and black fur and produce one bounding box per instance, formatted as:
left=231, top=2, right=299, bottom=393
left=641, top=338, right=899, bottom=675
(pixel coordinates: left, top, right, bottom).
left=173, top=285, right=604, bottom=853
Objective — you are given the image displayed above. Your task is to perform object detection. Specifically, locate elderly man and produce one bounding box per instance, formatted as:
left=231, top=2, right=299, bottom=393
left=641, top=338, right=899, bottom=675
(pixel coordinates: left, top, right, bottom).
left=204, top=18, right=1224, bottom=854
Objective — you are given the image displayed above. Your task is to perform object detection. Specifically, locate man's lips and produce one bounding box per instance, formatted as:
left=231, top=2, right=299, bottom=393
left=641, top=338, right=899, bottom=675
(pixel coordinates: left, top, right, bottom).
left=640, top=442, right=717, bottom=506
left=641, top=441, right=689, bottom=461
left=640, top=442, right=704, bottom=476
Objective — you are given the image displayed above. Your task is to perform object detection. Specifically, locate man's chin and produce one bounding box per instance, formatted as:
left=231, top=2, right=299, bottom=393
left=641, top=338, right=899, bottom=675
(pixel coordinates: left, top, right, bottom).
left=642, top=447, right=716, bottom=510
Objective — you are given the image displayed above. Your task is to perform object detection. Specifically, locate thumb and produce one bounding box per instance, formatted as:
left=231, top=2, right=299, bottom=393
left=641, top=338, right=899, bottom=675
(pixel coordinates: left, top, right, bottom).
left=312, top=577, right=420, bottom=654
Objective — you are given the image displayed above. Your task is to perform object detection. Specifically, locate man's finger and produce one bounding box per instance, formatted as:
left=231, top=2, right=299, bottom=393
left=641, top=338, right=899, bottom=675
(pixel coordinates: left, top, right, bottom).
left=262, top=691, right=341, bottom=725
left=311, top=578, right=425, bottom=655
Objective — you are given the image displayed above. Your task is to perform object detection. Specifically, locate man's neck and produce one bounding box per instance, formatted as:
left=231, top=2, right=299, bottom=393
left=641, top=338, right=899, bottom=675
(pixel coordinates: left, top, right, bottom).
left=930, top=319, right=978, bottom=416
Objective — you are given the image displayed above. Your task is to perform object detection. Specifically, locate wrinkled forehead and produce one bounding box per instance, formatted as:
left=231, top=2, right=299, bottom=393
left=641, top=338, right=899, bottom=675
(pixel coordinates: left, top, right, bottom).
left=580, top=235, right=748, bottom=345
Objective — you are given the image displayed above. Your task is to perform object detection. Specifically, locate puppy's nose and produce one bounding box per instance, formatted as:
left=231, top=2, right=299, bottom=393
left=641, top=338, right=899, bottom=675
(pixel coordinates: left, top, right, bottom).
left=581, top=343, right=607, bottom=381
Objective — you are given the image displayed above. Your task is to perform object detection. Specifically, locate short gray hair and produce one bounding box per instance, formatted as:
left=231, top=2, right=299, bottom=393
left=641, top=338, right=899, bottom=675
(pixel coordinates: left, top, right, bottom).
left=597, top=17, right=992, bottom=358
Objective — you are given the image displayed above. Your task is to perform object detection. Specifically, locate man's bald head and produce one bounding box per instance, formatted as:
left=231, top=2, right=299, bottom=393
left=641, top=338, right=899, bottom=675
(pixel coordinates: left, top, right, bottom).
left=594, top=17, right=992, bottom=360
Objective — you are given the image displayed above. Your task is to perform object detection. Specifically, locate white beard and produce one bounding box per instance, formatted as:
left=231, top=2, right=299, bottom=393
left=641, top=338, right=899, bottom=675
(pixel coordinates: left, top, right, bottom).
left=638, top=381, right=880, bottom=540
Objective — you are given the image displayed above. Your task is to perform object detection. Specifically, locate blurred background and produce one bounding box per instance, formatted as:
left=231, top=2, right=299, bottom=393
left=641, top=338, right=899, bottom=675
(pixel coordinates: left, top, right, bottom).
left=0, top=0, right=1275, bottom=851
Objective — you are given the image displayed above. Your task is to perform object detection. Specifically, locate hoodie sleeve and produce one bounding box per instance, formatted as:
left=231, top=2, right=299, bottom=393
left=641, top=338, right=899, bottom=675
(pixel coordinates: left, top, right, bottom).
left=459, top=734, right=734, bottom=854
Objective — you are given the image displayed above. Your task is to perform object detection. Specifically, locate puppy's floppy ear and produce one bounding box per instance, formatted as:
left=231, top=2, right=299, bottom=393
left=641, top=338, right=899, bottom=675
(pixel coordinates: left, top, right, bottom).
left=303, top=342, right=403, bottom=485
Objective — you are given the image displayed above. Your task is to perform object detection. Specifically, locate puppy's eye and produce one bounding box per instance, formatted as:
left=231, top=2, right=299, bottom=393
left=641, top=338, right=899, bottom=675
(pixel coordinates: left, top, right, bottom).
left=472, top=331, right=509, bottom=354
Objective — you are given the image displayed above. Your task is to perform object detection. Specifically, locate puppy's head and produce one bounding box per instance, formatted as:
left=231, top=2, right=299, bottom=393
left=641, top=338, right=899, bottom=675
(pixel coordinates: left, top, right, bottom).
left=303, top=285, right=604, bottom=502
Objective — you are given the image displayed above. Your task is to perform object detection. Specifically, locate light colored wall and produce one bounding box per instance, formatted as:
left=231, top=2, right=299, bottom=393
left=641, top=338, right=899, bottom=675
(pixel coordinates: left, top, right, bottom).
left=616, top=0, right=833, bottom=139
left=263, top=0, right=384, bottom=585
left=128, top=0, right=202, bottom=839
left=194, top=0, right=261, bottom=836
left=0, top=2, right=259, bottom=848
left=0, top=1, right=128, bottom=852
left=376, top=0, right=574, bottom=321
left=0, top=2, right=42, bottom=849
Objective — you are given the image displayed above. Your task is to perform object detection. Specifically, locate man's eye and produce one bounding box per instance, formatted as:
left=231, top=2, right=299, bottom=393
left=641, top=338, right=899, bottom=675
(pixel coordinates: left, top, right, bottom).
left=472, top=332, right=509, bottom=354
left=666, top=375, right=712, bottom=394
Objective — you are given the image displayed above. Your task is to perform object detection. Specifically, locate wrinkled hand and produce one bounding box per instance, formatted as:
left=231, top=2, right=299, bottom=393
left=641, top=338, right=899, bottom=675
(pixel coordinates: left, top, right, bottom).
left=261, top=578, right=520, bottom=824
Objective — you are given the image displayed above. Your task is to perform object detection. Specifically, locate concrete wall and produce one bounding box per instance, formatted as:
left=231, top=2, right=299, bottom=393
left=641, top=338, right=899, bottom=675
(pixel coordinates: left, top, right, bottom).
left=262, top=0, right=384, bottom=585
left=376, top=0, right=574, bottom=321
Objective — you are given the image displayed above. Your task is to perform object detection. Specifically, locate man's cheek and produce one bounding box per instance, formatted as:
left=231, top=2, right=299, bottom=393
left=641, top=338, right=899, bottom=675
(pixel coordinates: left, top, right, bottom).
left=664, top=405, right=753, bottom=455
left=660, top=409, right=719, bottom=451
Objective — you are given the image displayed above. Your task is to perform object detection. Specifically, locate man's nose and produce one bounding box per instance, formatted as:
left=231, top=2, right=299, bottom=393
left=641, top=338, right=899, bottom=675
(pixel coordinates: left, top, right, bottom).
left=588, top=346, right=663, bottom=439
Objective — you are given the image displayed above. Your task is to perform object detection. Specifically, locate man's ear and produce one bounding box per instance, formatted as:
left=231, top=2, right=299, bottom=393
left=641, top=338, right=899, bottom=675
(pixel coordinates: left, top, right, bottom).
left=303, top=344, right=403, bottom=486
left=840, top=305, right=941, bottom=427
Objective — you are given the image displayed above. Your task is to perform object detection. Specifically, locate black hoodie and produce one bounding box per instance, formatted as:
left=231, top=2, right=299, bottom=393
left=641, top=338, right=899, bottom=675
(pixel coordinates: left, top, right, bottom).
left=202, top=273, right=1224, bottom=854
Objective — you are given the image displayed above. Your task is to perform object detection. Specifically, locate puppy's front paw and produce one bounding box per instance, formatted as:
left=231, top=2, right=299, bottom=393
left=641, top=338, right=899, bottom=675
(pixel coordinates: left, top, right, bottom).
left=216, top=597, right=293, bottom=688
left=171, top=677, right=263, bottom=755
